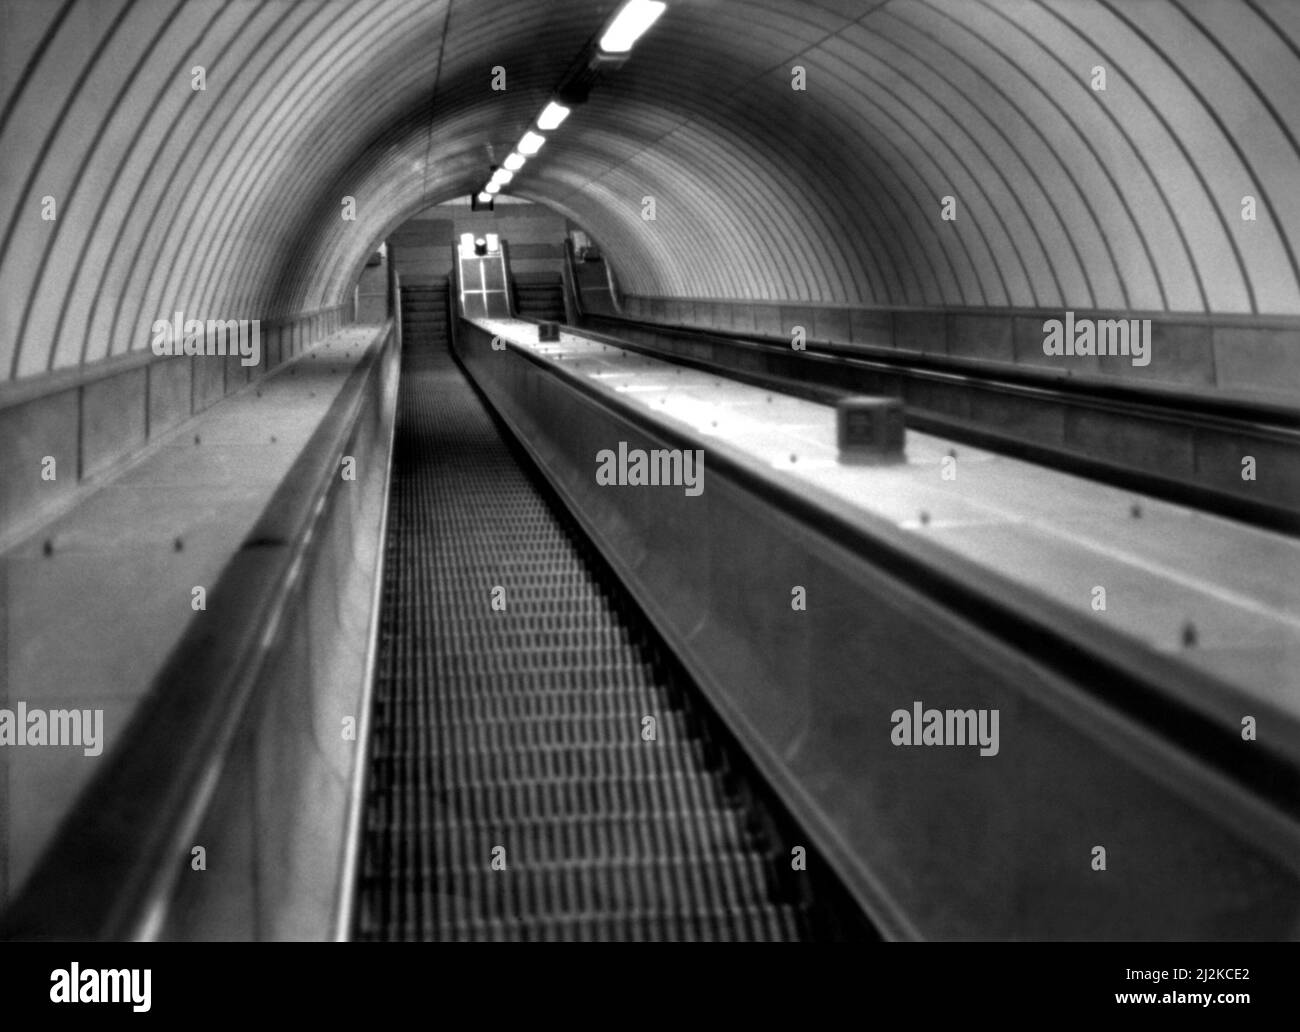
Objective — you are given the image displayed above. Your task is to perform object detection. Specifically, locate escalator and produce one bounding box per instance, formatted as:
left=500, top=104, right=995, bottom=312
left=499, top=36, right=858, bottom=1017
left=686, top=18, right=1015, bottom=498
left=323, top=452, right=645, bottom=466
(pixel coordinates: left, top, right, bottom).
left=352, top=338, right=871, bottom=942
left=400, top=283, right=451, bottom=351
left=512, top=274, right=566, bottom=322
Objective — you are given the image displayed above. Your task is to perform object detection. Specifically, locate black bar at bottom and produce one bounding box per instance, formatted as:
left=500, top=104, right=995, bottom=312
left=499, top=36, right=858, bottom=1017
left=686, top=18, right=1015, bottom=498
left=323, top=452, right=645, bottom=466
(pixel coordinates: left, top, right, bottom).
left=0, top=942, right=1290, bottom=1022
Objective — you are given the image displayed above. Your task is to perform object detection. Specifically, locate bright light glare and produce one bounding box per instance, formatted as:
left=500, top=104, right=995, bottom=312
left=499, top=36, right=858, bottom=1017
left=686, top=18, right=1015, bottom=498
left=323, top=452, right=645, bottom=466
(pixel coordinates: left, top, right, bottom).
left=599, top=0, right=666, bottom=53
left=490, top=167, right=514, bottom=185
left=518, top=131, right=546, bottom=156
left=503, top=152, right=526, bottom=171
left=485, top=182, right=501, bottom=194
left=476, top=192, right=492, bottom=204
left=486, top=233, right=500, bottom=252
left=537, top=101, right=571, bottom=131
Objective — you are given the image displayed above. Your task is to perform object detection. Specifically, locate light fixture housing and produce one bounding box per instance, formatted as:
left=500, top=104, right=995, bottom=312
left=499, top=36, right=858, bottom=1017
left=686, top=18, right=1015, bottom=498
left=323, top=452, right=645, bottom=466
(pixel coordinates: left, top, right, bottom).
left=503, top=152, right=526, bottom=171
left=517, top=131, right=546, bottom=156
left=599, top=0, right=666, bottom=54
left=537, top=101, right=571, bottom=131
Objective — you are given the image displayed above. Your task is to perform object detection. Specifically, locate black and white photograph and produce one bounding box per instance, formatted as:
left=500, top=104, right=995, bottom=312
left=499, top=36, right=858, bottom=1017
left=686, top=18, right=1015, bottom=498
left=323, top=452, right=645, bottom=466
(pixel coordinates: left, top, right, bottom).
left=0, top=0, right=1296, bottom=1017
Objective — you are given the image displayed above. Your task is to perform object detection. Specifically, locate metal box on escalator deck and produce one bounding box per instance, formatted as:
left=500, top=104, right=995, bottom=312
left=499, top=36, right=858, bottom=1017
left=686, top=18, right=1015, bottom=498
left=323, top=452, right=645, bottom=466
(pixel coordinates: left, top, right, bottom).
left=836, top=396, right=905, bottom=464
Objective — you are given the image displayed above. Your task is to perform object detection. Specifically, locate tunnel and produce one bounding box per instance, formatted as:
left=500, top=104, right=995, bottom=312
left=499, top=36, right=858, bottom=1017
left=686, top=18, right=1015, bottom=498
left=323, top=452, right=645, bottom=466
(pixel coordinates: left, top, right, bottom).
left=0, top=0, right=1298, bottom=951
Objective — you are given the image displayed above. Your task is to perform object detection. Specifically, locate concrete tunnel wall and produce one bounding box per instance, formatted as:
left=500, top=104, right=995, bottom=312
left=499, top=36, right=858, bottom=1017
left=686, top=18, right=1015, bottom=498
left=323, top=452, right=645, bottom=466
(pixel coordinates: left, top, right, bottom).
left=1, top=1, right=1298, bottom=428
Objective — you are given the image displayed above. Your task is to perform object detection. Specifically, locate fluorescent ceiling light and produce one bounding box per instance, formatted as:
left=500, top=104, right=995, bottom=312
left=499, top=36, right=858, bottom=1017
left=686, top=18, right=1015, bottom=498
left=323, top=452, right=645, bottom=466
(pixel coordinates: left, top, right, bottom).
left=518, top=131, right=546, bottom=156
left=490, top=168, right=514, bottom=185
left=599, top=0, right=666, bottom=53
left=503, top=152, right=526, bottom=171
left=537, top=101, right=571, bottom=131
left=485, top=182, right=501, bottom=194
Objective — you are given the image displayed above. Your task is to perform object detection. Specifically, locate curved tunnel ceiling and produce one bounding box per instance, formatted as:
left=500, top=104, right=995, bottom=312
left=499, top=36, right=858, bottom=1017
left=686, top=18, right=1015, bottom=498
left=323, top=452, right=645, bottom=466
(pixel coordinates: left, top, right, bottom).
left=2, top=0, right=1299, bottom=384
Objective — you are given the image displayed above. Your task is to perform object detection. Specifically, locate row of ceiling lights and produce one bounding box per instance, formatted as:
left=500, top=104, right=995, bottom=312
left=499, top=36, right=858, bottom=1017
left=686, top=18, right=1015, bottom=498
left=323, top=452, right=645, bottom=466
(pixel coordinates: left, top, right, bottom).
left=476, top=0, right=667, bottom=204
